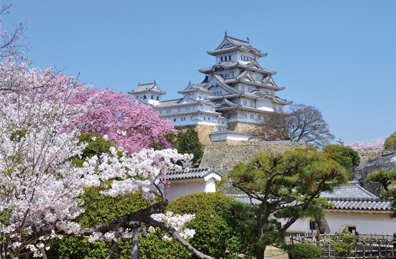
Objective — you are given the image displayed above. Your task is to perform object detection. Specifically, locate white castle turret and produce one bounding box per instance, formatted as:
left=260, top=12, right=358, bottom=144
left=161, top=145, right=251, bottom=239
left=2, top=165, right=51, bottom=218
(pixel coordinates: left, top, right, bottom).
left=129, top=33, right=292, bottom=145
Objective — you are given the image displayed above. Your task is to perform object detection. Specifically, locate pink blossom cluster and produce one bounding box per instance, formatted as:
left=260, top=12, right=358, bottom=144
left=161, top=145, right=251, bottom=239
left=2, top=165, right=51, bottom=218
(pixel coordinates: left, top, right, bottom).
left=347, top=139, right=385, bottom=152
left=68, top=88, right=176, bottom=153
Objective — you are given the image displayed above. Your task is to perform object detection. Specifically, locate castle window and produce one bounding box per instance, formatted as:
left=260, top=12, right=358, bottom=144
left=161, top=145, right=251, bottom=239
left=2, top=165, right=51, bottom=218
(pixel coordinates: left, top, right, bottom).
left=225, top=56, right=227, bottom=61
left=221, top=57, right=223, bottom=62
left=174, top=118, right=176, bottom=122
left=151, top=95, right=153, bottom=99
left=231, top=71, right=234, bottom=76
left=156, top=96, right=159, bottom=100
left=204, top=116, right=206, bottom=120
left=166, top=109, right=171, bottom=114
left=250, top=114, right=254, bottom=119
left=143, top=95, right=146, bottom=99
left=208, top=117, right=210, bottom=121
left=243, top=100, right=247, bottom=106
left=244, top=113, right=247, bottom=118
left=241, top=55, right=242, bottom=59
left=229, top=55, right=231, bottom=60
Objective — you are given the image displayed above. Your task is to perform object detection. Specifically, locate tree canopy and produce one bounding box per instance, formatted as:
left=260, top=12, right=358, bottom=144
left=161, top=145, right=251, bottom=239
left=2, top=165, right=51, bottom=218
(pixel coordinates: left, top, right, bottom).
left=384, top=131, right=396, bottom=151
left=251, top=104, right=334, bottom=148
left=323, top=144, right=360, bottom=180
left=229, top=148, right=347, bottom=259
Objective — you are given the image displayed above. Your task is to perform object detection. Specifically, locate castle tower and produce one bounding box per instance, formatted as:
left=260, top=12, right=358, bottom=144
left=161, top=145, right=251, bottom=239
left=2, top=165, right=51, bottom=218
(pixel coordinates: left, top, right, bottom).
left=198, top=33, right=292, bottom=131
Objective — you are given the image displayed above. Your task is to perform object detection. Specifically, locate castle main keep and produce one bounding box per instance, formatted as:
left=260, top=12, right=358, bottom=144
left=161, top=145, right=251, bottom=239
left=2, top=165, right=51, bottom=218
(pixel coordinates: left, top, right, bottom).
left=129, top=33, right=292, bottom=145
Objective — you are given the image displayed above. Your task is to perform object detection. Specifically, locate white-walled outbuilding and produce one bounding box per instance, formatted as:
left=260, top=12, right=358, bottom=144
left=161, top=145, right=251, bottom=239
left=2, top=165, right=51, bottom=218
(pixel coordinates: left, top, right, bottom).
left=166, top=168, right=222, bottom=202
left=228, top=182, right=396, bottom=235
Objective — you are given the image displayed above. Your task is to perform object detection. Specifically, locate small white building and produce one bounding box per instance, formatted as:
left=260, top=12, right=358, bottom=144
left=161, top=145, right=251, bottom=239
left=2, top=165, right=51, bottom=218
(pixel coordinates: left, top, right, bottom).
left=166, top=167, right=222, bottom=202
left=228, top=182, right=396, bottom=235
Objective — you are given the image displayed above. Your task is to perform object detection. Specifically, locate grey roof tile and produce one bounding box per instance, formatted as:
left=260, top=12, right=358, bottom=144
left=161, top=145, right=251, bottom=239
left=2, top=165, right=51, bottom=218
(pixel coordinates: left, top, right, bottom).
left=167, top=167, right=222, bottom=180
left=226, top=182, right=392, bottom=211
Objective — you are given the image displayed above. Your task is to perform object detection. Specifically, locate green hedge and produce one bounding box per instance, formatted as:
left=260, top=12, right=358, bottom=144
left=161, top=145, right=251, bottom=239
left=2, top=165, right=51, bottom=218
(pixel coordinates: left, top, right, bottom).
left=287, top=243, right=321, bottom=259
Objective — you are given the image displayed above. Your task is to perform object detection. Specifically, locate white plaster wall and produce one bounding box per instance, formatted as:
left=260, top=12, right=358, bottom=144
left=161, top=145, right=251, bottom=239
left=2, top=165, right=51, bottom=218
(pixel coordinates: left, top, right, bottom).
left=257, top=99, right=274, bottom=112
left=167, top=181, right=206, bottom=202
left=284, top=212, right=396, bottom=235
left=325, top=212, right=396, bottom=234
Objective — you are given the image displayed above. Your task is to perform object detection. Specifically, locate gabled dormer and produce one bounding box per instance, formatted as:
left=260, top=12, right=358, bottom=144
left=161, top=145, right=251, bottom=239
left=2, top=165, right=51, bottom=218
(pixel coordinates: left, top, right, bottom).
left=208, top=32, right=268, bottom=65
left=204, top=75, right=239, bottom=96
left=128, top=81, right=166, bottom=104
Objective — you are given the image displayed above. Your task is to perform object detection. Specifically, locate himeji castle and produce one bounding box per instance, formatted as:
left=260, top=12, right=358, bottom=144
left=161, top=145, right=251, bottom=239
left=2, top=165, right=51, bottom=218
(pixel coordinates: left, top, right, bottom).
left=129, top=33, right=292, bottom=145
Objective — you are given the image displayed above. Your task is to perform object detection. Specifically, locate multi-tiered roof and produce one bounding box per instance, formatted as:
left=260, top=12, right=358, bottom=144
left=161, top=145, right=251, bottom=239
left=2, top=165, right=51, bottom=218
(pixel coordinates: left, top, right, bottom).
left=129, top=34, right=293, bottom=143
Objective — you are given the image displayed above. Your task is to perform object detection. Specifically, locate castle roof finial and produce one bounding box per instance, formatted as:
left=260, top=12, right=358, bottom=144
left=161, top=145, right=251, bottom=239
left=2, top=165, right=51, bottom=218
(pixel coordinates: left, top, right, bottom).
left=247, top=37, right=249, bottom=42
left=225, top=30, right=228, bottom=36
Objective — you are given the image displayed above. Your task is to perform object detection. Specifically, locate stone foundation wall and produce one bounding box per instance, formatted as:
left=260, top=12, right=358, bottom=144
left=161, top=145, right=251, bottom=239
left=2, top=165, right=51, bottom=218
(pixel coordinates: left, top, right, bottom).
left=227, top=122, right=259, bottom=133
left=200, top=142, right=306, bottom=193
left=194, top=124, right=218, bottom=146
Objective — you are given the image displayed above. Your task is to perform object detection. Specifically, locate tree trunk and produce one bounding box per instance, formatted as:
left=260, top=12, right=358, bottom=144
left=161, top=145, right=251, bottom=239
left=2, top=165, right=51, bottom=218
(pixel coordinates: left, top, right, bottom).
left=132, top=224, right=140, bottom=259
left=256, top=245, right=266, bottom=259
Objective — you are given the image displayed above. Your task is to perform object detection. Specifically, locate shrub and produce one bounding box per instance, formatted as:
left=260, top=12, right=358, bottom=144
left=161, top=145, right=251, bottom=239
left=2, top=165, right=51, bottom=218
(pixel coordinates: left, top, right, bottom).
left=167, top=192, right=256, bottom=259
left=331, top=227, right=357, bottom=258
left=287, top=243, right=321, bottom=259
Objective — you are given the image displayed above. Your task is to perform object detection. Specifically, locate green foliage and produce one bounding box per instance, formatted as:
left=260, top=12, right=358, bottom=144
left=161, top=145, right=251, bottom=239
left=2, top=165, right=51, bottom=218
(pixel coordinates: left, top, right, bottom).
left=384, top=131, right=396, bottom=151
left=71, top=133, right=117, bottom=167
left=166, top=128, right=203, bottom=167
left=167, top=192, right=256, bottom=259
left=229, top=148, right=347, bottom=259
left=323, top=144, right=360, bottom=180
left=331, top=227, right=357, bottom=258
left=366, top=170, right=396, bottom=191
left=287, top=243, right=321, bottom=259
left=366, top=170, right=396, bottom=217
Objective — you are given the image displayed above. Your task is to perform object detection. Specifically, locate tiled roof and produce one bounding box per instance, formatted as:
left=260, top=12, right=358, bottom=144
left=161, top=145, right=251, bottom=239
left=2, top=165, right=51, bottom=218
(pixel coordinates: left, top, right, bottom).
left=208, top=35, right=267, bottom=57
left=167, top=167, right=222, bottom=180
left=326, top=197, right=391, bottom=211
left=226, top=194, right=261, bottom=205
left=226, top=182, right=392, bottom=211
left=199, top=60, right=276, bottom=75
left=178, top=82, right=210, bottom=94
left=129, top=82, right=166, bottom=95
left=320, top=182, right=377, bottom=199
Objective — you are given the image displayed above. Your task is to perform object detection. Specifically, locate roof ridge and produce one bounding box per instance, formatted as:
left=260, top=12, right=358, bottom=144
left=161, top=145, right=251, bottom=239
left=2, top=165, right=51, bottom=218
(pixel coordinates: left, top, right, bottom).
left=226, top=35, right=250, bottom=44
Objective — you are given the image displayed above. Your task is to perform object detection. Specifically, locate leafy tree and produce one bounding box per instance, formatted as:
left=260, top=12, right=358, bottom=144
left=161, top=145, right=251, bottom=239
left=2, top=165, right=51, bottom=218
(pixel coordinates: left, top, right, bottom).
left=384, top=131, right=396, bottom=151
left=323, top=144, right=360, bottom=180
left=366, top=170, right=396, bottom=192
left=252, top=104, right=334, bottom=148
left=156, top=128, right=203, bottom=167
left=229, top=148, right=347, bottom=259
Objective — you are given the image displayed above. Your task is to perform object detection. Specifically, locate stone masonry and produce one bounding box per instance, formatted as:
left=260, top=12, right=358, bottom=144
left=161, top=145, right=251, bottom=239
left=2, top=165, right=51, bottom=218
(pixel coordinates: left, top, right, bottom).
left=199, top=141, right=306, bottom=193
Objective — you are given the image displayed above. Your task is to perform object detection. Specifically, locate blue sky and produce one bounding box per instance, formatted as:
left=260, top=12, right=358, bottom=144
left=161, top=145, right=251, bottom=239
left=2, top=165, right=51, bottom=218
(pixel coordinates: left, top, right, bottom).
left=7, top=0, right=396, bottom=145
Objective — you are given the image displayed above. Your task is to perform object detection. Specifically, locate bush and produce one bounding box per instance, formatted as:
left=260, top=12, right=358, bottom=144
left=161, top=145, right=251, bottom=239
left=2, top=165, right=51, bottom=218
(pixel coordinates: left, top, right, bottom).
left=167, top=192, right=256, bottom=259
left=288, top=243, right=321, bottom=259
left=331, top=227, right=357, bottom=258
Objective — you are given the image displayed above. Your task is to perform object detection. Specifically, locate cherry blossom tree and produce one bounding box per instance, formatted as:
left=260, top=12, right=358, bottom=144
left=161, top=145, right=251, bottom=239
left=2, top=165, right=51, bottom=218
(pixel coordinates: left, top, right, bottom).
left=68, top=88, right=176, bottom=154
left=0, top=61, right=212, bottom=259
left=347, top=139, right=384, bottom=152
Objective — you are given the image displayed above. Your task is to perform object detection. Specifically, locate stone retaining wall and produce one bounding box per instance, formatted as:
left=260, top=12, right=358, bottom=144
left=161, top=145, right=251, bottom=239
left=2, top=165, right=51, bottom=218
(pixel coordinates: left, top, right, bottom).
left=200, top=141, right=305, bottom=193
